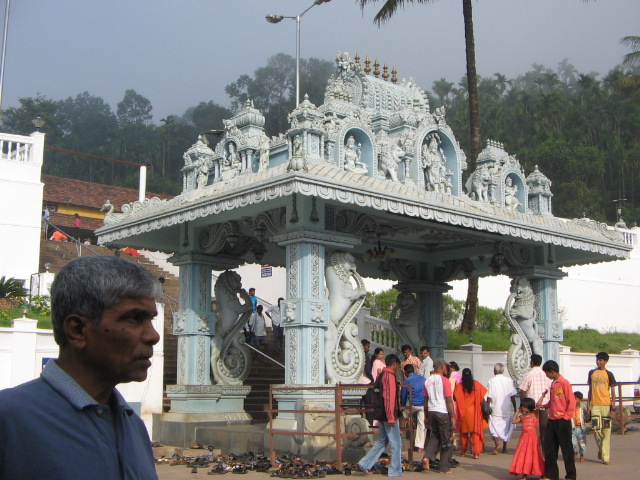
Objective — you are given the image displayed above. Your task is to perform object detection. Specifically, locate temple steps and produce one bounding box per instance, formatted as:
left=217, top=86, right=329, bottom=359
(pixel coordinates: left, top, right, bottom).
left=39, top=240, right=287, bottom=421
left=38, top=240, right=180, bottom=412
left=244, top=342, right=285, bottom=422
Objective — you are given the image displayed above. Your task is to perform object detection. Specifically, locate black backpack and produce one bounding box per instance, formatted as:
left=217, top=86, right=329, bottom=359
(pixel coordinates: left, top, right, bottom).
left=372, top=374, right=387, bottom=421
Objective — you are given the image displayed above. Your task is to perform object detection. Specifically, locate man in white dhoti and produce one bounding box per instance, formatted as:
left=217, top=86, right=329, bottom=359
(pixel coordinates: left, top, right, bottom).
left=486, top=363, right=517, bottom=454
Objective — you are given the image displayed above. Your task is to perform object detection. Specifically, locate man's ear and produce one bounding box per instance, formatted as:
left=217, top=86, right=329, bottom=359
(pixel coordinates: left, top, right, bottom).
left=63, top=315, right=90, bottom=348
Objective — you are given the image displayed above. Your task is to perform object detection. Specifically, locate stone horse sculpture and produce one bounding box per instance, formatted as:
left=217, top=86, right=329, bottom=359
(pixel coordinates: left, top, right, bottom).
left=390, top=291, right=426, bottom=354
left=505, top=276, right=543, bottom=385
left=325, top=251, right=367, bottom=384
left=210, top=270, right=253, bottom=385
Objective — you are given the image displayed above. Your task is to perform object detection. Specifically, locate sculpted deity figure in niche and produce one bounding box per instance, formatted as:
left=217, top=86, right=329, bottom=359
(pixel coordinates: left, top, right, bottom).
left=506, top=277, right=543, bottom=356
left=287, top=134, right=309, bottom=172
left=422, top=135, right=447, bottom=192
left=258, top=137, right=270, bottom=170
left=197, top=159, right=211, bottom=189
left=343, top=135, right=368, bottom=174
left=225, top=143, right=240, bottom=170
left=504, top=176, right=520, bottom=211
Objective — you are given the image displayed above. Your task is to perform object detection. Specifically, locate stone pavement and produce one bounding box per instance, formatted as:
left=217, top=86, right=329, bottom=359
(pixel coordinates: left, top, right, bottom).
left=156, top=429, right=640, bottom=480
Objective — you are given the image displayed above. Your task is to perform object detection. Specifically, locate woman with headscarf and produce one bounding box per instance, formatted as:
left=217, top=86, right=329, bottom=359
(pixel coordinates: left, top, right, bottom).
left=454, top=368, right=488, bottom=459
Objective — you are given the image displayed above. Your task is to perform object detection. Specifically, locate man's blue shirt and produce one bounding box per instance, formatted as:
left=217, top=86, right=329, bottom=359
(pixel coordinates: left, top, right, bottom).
left=401, top=372, right=426, bottom=407
left=0, top=360, right=157, bottom=480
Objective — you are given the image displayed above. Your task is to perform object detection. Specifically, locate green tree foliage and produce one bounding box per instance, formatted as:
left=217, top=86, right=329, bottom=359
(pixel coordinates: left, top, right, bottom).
left=116, top=89, right=153, bottom=126
left=183, top=101, right=233, bottom=134
left=442, top=62, right=640, bottom=223
left=0, top=276, right=28, bottom=300
left=225, top=53, right=333, bottom=135
left=364, top=289, right=399, bottom=321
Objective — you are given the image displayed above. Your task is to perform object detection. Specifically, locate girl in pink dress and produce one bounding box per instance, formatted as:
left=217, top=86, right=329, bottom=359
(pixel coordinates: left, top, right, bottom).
left=510, top=397, right=545, bottom=479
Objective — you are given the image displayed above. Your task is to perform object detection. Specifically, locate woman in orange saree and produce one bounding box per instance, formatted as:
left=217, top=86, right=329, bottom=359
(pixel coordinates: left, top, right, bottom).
left=454, top=368, right=488, bottom=459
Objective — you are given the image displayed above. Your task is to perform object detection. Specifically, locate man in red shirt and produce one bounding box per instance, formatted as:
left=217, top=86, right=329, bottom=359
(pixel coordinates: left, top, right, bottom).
left=358, top=354, right=403, bottom=477
left=538, top=360, right=576, bottom=480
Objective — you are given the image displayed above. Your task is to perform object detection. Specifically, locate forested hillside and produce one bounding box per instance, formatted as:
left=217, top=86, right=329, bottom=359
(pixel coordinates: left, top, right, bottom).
left=2, top=54, right=638, bottom=224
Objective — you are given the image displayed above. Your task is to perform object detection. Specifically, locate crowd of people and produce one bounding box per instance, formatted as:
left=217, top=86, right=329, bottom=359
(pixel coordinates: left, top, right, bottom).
left=358, top=344, right=618, bottom=480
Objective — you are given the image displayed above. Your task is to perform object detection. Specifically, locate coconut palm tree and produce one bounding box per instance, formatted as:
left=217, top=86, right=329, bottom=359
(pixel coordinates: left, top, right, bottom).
left=621, top=36, right=640, bottom=88
left=358, top=0, right=482, bottom=333
left=0, top=276, right=27, bottom=305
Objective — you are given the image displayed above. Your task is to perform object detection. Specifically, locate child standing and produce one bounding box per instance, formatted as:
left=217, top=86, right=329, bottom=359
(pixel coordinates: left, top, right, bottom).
left=587, top=351, right=617, bottom=465
left=571, top=391, right=587, bottom=463
left=509, top=398, right=545, bottom=479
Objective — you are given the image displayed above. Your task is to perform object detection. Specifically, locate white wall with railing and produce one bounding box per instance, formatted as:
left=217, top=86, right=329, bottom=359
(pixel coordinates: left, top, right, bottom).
left=448, top=227, right=640, bottom=333
left=0, top=131, right=45, bottom=281
left=0, top=303, right=165, bottom=438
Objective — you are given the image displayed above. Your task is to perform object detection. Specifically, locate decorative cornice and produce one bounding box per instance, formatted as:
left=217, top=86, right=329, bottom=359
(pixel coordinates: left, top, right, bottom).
left=96, top=164, right=631, bottom=261
left=272, top=229, right=361, bottom=248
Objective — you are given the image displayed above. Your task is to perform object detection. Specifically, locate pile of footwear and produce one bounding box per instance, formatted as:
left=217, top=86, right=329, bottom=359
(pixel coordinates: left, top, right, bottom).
left=157, top=449, right=460, bottom=475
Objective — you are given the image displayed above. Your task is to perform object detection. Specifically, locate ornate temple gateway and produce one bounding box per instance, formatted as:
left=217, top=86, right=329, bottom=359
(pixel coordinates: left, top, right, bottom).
left=96, top=52, right=630, bottom=448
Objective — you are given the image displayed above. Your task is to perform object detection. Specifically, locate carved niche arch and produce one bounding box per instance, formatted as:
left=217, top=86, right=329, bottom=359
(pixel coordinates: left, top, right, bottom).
left=337, top=124, right=376, bottom=176
left=415, top=128, right=466, bottom=195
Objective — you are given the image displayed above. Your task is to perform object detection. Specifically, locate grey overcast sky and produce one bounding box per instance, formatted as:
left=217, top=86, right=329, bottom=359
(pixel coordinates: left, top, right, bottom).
left=2, top=0, right=638, bottom=123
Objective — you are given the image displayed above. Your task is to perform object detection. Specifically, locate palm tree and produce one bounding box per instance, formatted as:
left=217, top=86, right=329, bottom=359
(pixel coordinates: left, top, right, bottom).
left=358, top=0, right=482, bottom=333
left=0, top=276, right=27, bottom=306
left=621, top=36, right=640, bottom=88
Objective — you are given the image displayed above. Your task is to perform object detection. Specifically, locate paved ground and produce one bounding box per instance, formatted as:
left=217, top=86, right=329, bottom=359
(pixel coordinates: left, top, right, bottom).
left=156, top=428, right=640, bottom=480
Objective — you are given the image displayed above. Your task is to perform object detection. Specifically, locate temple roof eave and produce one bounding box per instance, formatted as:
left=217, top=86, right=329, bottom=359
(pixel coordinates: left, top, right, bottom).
left=95, top=164, right=631, bottom=265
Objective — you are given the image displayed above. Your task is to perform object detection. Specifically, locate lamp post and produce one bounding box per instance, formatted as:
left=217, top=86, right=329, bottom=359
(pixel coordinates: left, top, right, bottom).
left=0, top=0, right=11, bottom=119
left=266, top=0, right=331, bottom=107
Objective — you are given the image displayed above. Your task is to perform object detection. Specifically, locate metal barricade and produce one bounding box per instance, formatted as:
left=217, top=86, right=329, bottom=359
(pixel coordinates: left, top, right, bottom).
left=266, top=383, right=415, bottom=468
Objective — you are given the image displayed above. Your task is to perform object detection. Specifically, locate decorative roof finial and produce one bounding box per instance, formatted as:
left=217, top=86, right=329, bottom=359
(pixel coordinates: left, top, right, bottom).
left=374, top=59, right=380, bottom=78
left=364, top=56, right=371, bottom=75
left=382, top=63, right=389, bottom=81
left=354, top=53, right=360, bottom=65
left=391, top=66, right=397, bottom=84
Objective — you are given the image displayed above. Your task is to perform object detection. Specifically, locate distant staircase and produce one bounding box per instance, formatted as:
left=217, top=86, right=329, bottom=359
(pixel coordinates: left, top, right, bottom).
left=244, top=340, right=285, bottom=422
left=38, top=240, right=180, bottom=411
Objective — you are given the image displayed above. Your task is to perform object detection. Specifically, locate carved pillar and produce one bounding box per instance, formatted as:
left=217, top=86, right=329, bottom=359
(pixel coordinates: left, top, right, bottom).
left=170, top=252, right=217, bottom=386
left=282, top=238, right=328, bottom=385
left=396, top=281, right=451, bottom=359
left=528, top=270, right=566, bottom=363
left=269, top=230, right=361, bottom=454
left=507, top=268, right=566, bottom=365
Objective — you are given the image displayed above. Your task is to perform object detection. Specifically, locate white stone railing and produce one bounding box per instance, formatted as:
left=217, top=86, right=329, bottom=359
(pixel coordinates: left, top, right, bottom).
left=617, top=227, right=638, bottom=248
left=356, top=307, right=400, bottom=352
left=0, top=132, right=42, bottom=164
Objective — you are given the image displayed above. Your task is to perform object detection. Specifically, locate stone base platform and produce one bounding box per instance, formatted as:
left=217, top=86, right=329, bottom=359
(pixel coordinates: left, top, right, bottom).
left=152, top=414, right=261, bottom=452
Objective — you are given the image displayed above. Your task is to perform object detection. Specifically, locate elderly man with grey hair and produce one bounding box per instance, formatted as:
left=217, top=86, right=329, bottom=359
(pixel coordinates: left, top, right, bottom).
left=0, top=256, right=162, bottom=480
left=486, top=362, right=518, bottom=454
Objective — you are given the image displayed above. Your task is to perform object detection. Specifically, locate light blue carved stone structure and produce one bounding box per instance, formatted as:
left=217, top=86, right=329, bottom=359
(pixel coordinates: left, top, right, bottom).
left=96, top=52, right=631, bottom=451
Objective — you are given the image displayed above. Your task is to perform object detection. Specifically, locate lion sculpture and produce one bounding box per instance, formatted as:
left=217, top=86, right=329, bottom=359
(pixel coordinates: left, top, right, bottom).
left=325, top=251, right=367, bottom=384
left=390, top=291, right=426, bottom=354
left=210, top=270, right=253, bottom=385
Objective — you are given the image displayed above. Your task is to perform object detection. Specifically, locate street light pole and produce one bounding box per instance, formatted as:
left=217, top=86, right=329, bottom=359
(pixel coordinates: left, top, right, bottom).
left=0, top=0, right=12, bottom=120
left=266, top=0, right=331, bottom=107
